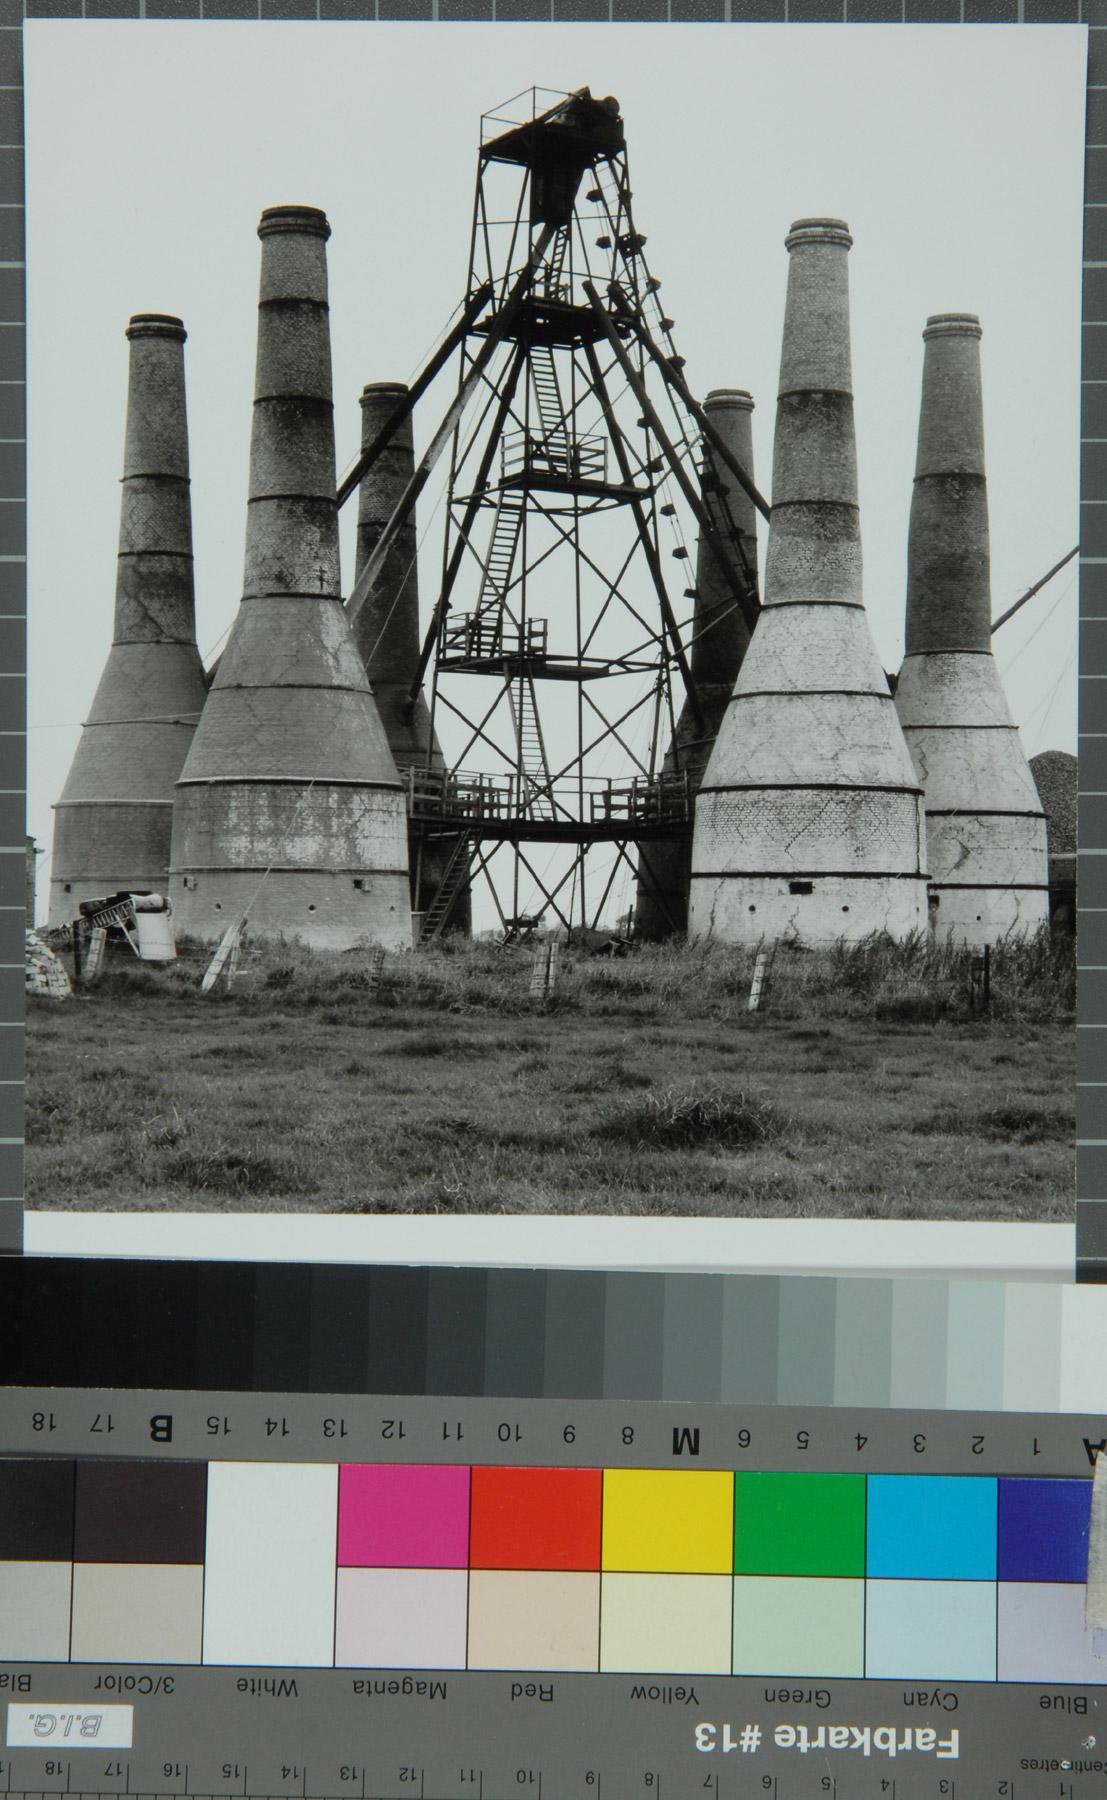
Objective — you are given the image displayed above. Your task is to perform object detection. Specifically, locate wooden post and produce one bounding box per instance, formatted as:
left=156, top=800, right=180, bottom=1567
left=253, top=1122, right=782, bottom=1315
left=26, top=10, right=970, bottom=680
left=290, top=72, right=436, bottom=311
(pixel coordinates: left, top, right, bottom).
left=748, top=947, right=773, bottom=1014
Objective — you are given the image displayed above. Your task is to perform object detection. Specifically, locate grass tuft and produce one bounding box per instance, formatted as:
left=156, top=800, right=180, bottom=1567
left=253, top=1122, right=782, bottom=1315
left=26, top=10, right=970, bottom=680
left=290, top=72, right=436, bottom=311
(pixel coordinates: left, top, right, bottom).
left=161, top=1145, right=314, bottom=1197
left=603, top=1083, right=786, bottom=1151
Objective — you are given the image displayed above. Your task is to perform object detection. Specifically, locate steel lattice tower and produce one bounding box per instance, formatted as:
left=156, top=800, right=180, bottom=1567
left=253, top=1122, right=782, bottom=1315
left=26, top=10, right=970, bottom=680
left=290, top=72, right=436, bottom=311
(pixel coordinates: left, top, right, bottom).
left=359, top=87, right=762, bottom=941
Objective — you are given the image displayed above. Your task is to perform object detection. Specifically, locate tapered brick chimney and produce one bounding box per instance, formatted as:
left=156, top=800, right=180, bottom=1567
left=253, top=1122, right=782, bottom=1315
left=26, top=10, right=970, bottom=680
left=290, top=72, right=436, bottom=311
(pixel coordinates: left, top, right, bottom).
left=49, top=315, right=208, bottom=922
left=690, top=220, right=928, bottom=944
left=170, top=208, right=410, bottom=950
left=895, top=314, right=1048, bottom=942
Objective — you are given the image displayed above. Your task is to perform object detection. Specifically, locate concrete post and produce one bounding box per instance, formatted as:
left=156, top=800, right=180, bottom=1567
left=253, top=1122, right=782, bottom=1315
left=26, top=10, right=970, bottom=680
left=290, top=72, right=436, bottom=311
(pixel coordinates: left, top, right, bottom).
left=170, top=207, right=411, bottom=951
left=689, top=219, right=929, bottom=945
left=895, top=314, right=1049, bottom=943
left=49, top=315, right=208, bottom=922
left=635, top=389, right=757, bottom=938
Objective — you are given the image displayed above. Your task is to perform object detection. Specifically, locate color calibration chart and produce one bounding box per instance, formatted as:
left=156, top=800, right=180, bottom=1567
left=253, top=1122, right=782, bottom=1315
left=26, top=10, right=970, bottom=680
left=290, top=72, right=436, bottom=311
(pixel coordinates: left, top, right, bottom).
left=0, top=1389, right=1106, bottom=1797
left=1, top=1456, right=1102, bottom=1685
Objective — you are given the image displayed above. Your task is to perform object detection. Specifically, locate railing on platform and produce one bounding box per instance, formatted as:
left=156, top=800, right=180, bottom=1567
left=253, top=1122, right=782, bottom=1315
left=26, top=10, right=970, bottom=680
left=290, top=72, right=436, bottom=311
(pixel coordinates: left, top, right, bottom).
left=407, top=767, right=690, bottom=827
left=535, top=278, right=572, bottom=306
left=440, top=613, right=549, bottom=661
left=501, top=429, right=607, bottom=485
left=589, top=771, right=690, bottom=825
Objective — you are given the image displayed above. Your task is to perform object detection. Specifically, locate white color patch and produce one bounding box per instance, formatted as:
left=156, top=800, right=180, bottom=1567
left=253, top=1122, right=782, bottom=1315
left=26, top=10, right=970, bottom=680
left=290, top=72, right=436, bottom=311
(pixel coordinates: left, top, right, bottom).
left=202, top=1462, right=338, bottom=1667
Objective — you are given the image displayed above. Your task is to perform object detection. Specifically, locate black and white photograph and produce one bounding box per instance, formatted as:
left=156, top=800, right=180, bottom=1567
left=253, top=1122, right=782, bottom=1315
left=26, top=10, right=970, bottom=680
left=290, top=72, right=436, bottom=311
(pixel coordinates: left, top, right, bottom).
left=24, top=22, right=1084, bottom=1220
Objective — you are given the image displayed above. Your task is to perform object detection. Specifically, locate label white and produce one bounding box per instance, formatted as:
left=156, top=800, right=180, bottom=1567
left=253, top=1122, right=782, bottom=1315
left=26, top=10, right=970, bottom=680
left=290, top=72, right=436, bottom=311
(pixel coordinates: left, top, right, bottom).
left=6, top=1703, right=134, bottom=1748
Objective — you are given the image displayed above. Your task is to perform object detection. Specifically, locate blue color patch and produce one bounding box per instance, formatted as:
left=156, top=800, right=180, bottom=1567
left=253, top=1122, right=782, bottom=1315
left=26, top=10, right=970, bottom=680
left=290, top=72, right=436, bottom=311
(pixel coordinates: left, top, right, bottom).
left=866, top=1476, right=997, bottom=1580
left=998, top=1479, right=1090, bottom=1584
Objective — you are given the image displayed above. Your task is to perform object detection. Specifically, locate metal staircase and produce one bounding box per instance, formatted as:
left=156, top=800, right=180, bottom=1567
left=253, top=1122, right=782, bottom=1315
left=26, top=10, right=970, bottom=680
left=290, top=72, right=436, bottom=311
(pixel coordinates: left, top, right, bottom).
left=418, top=831, right=477, bottom=944
left=529, top=343, right=570, bottom=474
left=539, top=222, right=571, bottom=303
left=475, top=490, right=525, bottom=630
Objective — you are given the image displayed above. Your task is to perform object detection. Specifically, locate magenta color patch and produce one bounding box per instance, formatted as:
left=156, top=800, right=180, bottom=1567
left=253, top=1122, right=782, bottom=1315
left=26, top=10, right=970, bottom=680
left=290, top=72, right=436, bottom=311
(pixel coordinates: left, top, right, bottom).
left=338, top=1465, right=471, bottom=1568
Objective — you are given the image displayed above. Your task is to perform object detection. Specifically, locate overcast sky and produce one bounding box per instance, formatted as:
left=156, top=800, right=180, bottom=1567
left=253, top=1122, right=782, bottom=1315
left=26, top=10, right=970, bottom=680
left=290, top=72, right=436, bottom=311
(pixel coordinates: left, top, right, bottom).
left=24, top=21, right=1085, bottom=925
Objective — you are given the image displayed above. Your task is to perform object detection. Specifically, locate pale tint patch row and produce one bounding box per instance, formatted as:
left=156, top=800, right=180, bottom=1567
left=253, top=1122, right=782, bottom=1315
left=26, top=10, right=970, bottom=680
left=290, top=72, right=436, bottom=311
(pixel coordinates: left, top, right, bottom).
left=3, top=1563, right=1100, bottom=1682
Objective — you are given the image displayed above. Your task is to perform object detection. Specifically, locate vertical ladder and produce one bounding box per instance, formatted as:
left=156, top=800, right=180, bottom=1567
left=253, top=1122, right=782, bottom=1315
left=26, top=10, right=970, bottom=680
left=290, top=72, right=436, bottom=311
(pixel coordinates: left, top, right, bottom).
left=509, top=673, right=554, bottom=819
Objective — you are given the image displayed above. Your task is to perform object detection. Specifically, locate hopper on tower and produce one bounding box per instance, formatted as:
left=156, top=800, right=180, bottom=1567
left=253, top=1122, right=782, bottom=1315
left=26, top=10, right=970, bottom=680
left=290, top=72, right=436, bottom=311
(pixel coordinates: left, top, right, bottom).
left=169, top=207, right=410, bottom=952
left=351, top=383, right=469, bottom=932
left=894, top=315, right=1049, bottom=945
left=634, top=389, right=758, bottom=939
left=689, top=219, right=929, bottom=945
left=49, top=315, right=208, bottom=924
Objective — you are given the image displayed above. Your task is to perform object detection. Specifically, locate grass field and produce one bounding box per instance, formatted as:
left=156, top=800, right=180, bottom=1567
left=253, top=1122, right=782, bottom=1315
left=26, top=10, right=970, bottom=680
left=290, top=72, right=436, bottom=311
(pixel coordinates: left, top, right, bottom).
left=26, top=933, right=1074, bottom=1219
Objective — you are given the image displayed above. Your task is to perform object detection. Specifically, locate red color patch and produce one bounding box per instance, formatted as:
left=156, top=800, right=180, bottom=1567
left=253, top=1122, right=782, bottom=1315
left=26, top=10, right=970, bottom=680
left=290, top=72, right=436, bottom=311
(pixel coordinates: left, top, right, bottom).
left=470, top=1467, right=603, bottom=1570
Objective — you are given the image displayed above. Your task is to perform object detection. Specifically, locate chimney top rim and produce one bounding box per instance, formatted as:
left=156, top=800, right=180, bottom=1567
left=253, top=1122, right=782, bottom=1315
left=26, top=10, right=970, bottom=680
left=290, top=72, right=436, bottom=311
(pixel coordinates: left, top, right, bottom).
left=258, top=205, right=331, bottom=240
left=361, top=380, right=411, bottom=400
left=924, top=312, right=982, bottom=339
left=786, top=217, right=852, bottom=250
left=705, top=387, right=754, bottom=412
left=126, top=313, right=186, bottom=341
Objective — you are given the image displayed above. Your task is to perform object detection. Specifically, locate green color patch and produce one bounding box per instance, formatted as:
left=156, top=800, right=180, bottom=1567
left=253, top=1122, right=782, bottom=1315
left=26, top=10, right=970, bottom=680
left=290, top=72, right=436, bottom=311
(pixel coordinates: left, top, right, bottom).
left=733, top=1474, right=865, bottom=1577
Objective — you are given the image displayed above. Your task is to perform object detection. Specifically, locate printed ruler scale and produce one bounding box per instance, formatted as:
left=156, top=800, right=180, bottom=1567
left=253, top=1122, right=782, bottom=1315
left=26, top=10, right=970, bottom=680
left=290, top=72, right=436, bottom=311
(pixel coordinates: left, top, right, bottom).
left=1, top=1395, right=1106, bottom=1799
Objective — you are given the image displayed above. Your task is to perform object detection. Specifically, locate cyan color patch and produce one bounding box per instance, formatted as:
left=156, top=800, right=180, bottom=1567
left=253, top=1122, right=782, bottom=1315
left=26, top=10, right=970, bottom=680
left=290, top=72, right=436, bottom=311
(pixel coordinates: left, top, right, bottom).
left=866, top=1476, right=997, bottom=1580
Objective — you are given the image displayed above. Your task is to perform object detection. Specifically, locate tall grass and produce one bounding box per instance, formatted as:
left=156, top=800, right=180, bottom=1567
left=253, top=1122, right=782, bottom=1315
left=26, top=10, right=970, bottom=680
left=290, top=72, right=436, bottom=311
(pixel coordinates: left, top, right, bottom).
left=112, top=925, right=1073, bottom=1027
left=26, top=927, right=1074, bottom=1219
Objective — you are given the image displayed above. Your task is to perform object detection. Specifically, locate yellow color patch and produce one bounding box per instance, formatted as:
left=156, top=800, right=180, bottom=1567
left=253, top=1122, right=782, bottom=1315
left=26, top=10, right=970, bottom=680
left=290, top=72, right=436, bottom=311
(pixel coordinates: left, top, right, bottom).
left=602, top=1470, right=734, bottom=1573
